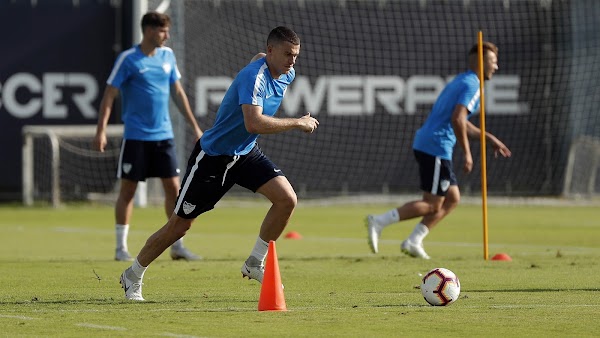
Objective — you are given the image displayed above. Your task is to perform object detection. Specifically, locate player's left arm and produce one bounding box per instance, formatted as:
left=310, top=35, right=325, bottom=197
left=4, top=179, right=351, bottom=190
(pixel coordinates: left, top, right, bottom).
left=170, top=80, right=203, bottom=141
left=466, top=121, right=512, bottom=158
left=250, top=53, right=266, bottom=62
left=242, top=104, right=318, bottom=135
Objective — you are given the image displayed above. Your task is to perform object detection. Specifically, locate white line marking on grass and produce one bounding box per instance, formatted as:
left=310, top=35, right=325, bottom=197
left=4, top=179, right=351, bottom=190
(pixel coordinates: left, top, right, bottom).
left=489, top=304, right=600, bottom=309
left=76, top=323, right=127, bottom=331
left=54, top=227, right=111, bottom=234
left=306, top=237, right=600, bottom=253
left=451, top=304, right=600, bottom=310
left=0, top=314, right=39, bottom=320
left=45, top=226, right=600, bottom=253
left=161, top=333, right=203, bottom=338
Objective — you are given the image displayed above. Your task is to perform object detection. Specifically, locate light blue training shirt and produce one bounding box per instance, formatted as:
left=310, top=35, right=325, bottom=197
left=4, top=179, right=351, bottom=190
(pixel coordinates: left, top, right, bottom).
left=106, top=45, right=180, bottom=141
left=413, top=70, right=481, bottom=160
left=201, top=57, right=295, bottom=156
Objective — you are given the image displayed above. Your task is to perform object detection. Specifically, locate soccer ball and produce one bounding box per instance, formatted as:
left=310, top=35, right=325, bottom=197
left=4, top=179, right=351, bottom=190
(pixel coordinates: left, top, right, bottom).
left=421, top=268, right=460, bottom=306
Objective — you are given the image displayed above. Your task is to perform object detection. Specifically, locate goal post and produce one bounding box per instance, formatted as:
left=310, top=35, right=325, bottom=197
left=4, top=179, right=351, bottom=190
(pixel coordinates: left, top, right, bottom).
left=22, top=124, right=123, bottom=207
left=562, top=136, right=600, bottom=198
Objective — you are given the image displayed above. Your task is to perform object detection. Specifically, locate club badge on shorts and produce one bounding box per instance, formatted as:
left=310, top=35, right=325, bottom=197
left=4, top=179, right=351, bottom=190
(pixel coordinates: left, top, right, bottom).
left=182, top=201, right=196, bottom=215
left=440, top=180, right=450, bottom=192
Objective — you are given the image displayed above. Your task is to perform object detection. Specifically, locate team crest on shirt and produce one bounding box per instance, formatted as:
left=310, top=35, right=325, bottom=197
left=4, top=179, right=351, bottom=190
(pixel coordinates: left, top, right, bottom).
left=162, top=63, right=172, bottom=74
left=440, top=180, right=450, bottom=192
left=182, top=201, right=196, bottom=215
left=122, top=163, right=132, bottom=174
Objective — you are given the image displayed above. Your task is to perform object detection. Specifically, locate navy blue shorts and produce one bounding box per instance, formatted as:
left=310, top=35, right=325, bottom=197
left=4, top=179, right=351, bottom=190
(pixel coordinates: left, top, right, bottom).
left=414, top=150, right=457, bottom=196
left=117, top=139, right=179, bottom=181
left=174, top=143, right=284, bottom=219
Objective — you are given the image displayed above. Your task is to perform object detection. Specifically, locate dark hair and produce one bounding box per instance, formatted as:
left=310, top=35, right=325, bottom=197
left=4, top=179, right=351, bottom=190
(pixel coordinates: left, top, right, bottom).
left=141, top=12, right=171, bottom=30
left=469, top=41, right=498, bottom=56
left=267, top=26, right=300, bottom=46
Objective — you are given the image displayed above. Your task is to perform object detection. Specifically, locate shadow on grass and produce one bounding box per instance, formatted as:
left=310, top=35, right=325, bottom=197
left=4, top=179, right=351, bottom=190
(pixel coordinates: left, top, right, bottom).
left=0, top=298, right=260, bottom=312
left=0, top=298, right=160, bottom=305
left=466, top=288, right=600, bottom=292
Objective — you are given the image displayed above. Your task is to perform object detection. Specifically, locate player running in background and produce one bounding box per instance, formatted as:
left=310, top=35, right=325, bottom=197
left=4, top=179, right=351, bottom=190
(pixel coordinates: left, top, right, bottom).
left=366, top=41, right=511, bottom=259
left=94, top=12, right=203, bottom=262
left=119, top=26, right=319, bottom=300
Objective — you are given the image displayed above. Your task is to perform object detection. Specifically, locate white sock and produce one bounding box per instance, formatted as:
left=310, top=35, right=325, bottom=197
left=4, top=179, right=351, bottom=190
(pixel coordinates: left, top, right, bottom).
left=250, top=236, right=269, bottom=263
left=131, top=258, right=147, bottom=280
left=373, top=209, right=399, bottom=228
left=171, top=238, right=184, bottom=250
left=116, top=224, right=129, bottom=251
left=408, top=222, right=429, bottom=244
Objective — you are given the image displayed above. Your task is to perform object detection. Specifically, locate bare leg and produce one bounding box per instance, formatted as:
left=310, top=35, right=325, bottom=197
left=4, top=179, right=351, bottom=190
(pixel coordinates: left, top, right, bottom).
left=255, top=176, right=298, bottom=241
left=114, top=179, right=138, bottom=259
left=240, top=176, right=297, bottom=283
left=136, top=214, right=194, bottom=267
left=420, top=185, right=460, bottom=229
left=397, top=192, right=445, bottom=222
left=115, top=178, right=137, bottom=225
left=161, top=175, right=202, bottom=259
left=160, top=176, right=180, bottom=219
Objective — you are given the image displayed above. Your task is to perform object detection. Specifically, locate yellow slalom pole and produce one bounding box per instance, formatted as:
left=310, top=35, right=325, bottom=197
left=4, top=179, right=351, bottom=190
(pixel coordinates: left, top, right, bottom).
left=478, top=31, right=489, bottom=261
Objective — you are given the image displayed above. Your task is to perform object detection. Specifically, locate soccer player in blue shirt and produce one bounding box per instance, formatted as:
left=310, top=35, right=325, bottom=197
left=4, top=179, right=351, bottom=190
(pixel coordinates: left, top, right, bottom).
left=119, top=26, right=319, bottom=300
left=94, top=12, right=203, bottom=262
left=366, top=42, right=511, bottom=259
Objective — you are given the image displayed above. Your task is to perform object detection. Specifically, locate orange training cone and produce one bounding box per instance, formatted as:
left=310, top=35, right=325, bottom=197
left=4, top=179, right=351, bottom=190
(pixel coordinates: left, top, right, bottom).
left=258, top=240, right=287, bottom=311
left=284, top=231, right=302, bottom=240
left=491, top=253, right=512, bottom=261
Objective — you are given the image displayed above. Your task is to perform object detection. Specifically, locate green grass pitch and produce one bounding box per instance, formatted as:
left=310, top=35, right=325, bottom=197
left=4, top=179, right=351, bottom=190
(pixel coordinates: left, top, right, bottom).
left=0, top=201, right=599, bottom=337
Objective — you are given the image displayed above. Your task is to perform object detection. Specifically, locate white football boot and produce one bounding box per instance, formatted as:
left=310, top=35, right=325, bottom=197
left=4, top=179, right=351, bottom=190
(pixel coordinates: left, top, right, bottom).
left=170, top=246, right=202, bottom=261
left=120, top=267, right=145, bottom=301
left=115, top=249, right=134, bottom=262
left=401, top=240, right=430, bottom=260
left=241, top=256, right=264, bottom=283
left=365, top=215, right=382, bottom=254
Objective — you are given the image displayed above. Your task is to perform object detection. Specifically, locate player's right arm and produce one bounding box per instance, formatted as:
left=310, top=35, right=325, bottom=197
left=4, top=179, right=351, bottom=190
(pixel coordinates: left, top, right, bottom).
left=93, top=85, right=119, bottom=152
left=451, top=104, right=473, bottom=173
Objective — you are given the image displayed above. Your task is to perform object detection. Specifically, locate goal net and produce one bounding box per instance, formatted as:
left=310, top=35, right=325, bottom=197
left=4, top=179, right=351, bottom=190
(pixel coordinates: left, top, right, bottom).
left=163, top=0, right=600, bottom=199
left=22, top=125, right=123, bottom=207
left=24, top=0, right=599, bottom=205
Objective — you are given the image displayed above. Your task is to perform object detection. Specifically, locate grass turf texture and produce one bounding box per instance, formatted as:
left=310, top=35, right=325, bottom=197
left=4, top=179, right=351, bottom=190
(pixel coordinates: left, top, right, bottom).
left=0, top=202, right=599, bottom=337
